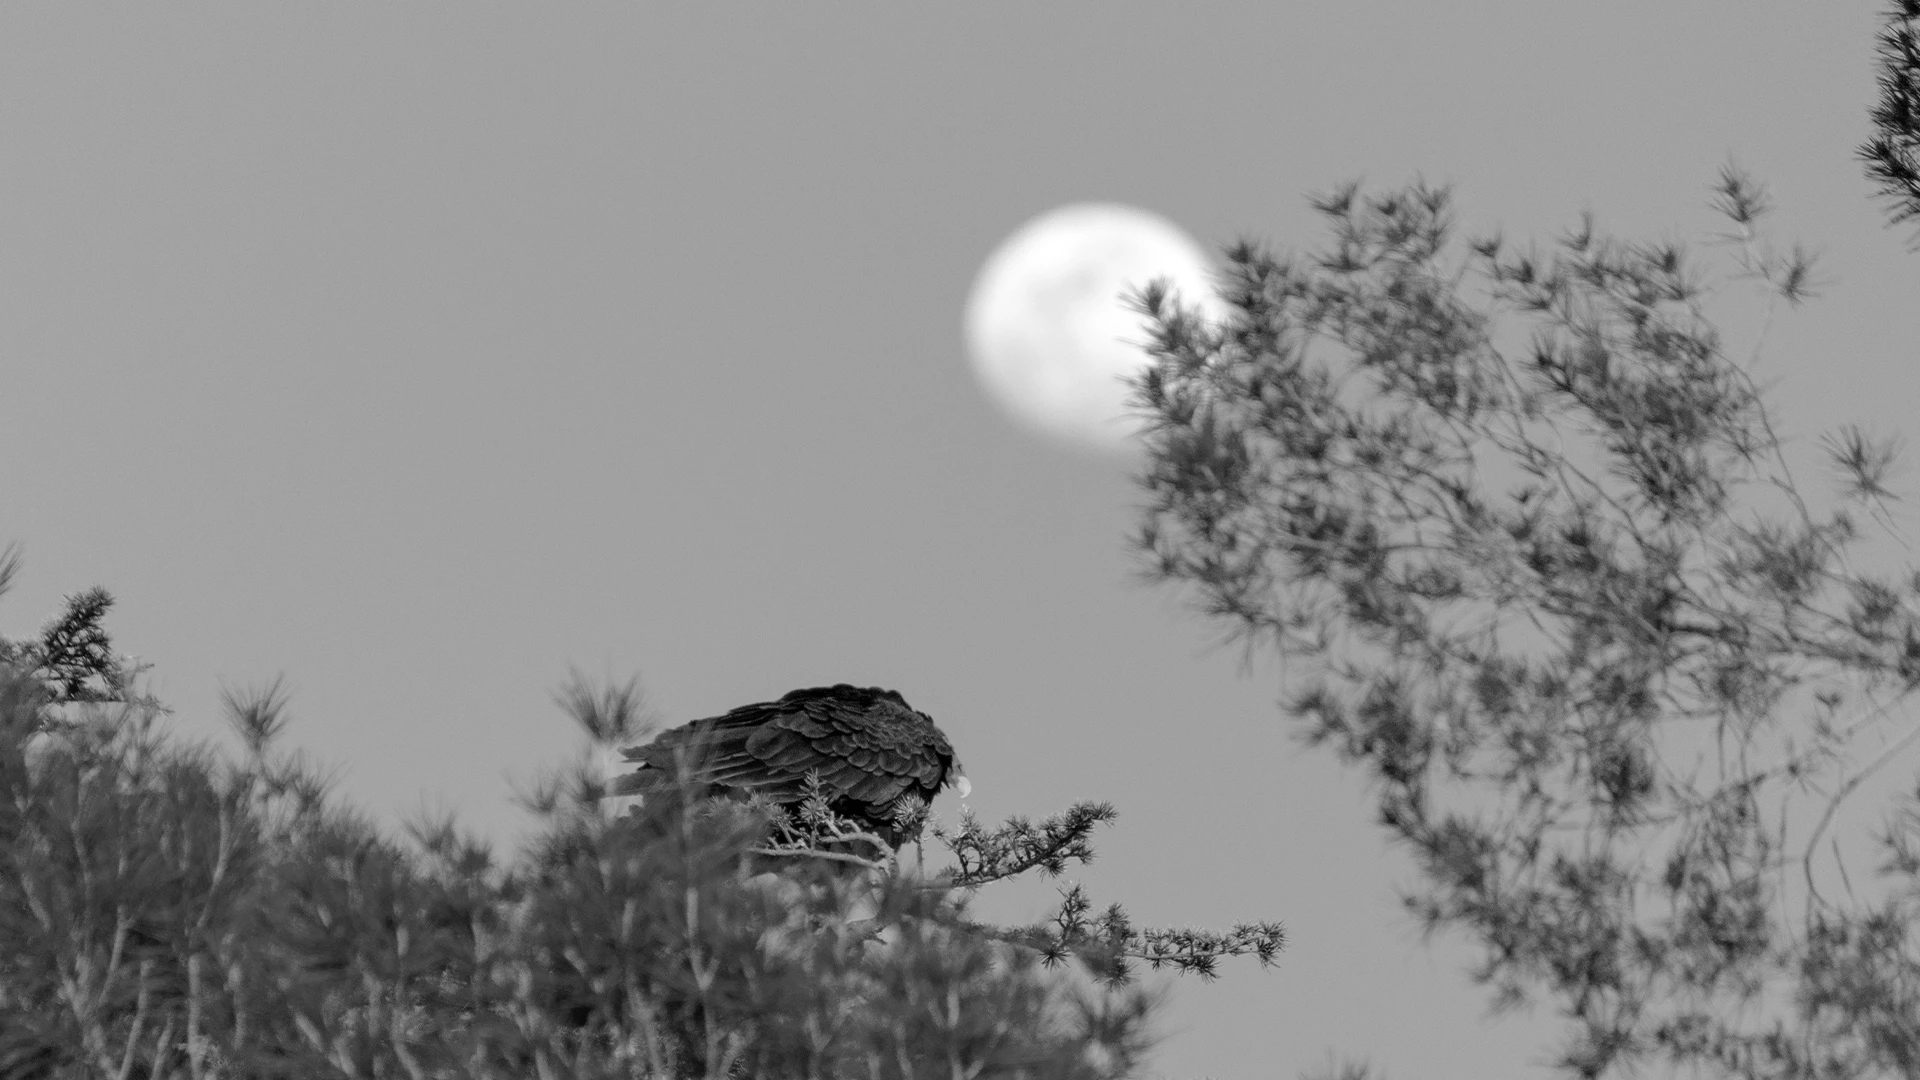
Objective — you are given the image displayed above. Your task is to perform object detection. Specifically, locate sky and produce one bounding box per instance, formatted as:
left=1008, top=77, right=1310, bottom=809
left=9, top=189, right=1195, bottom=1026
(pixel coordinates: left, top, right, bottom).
left=3, top=5, right=1919, bottom=1078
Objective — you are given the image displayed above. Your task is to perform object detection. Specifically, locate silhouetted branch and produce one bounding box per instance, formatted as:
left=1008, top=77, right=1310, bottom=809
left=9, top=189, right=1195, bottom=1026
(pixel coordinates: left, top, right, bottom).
left=1863, top=1, right=1920, bottom=242
left=934, top=801, right=1117, bottom=888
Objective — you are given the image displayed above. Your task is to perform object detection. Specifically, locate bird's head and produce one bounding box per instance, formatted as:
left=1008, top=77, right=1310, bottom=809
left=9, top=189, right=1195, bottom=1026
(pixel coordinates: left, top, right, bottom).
left=947, top=762, right=971, bottom=800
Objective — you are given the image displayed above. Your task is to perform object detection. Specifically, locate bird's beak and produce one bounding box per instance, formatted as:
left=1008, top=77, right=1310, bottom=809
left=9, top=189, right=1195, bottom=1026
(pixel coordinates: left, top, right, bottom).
left=953, top=774, right=972, bottom=799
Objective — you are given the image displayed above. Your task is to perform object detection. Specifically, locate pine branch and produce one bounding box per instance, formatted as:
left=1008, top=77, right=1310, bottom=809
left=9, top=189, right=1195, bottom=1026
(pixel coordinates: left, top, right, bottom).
left=933, top=801, right=1117, bottom=888
left=1863, top=1, right=1920, bottom=242
left=982, top=881, right=1286, bottom=983
left=24, top=587, right=129, bottom=704
left=1131, top=174, right=1920, bottom=1078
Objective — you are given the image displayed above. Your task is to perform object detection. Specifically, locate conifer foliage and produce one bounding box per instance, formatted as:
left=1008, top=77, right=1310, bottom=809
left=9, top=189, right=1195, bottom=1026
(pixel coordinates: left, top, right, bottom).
left=1132, top=174, right=1920, bottom=1078
left=1864, top=1, right=1920, bottom=241
left=0, top=569, right=1282, bottom=1078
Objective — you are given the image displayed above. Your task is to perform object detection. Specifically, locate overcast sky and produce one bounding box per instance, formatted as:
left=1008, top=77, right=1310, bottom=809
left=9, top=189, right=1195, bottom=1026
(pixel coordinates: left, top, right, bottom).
left=4, top=6, right=1919, bottom=1078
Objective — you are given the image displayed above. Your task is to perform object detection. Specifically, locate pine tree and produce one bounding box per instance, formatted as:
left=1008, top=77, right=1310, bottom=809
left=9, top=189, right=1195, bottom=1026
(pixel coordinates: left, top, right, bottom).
left=1131, top=170, right=1920, bottom=1078
left=0, top=577, right=1282, bottom=1078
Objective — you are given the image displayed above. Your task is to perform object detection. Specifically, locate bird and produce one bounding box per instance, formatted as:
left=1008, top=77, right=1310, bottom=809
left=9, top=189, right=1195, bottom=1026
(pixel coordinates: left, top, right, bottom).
left=608, top=684, right=969, bottom=848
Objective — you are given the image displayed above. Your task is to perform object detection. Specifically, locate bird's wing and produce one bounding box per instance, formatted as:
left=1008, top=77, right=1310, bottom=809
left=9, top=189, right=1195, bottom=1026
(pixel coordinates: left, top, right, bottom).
left=769, top=688, right=953, bottom=806
left=609, top=686, right=955, bottom=807
left=608, top=700, right=794, bottom=796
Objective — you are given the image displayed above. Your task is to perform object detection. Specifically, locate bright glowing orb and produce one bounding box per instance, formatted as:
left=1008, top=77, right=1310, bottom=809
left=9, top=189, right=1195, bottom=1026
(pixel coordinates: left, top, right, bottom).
left=964, top=203, right=1221, bottom=452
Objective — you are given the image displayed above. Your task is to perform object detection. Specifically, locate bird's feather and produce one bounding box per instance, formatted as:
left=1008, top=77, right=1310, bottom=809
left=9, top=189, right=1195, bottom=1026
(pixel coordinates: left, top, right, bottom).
left=608, top=684, right=963, bottom=846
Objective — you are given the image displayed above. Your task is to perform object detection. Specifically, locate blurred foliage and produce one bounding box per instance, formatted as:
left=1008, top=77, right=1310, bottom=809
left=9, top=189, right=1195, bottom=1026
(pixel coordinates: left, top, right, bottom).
left=0, top=581, right=1280, bottom=1078
left=1133, top=170, right=1920, bottom=1078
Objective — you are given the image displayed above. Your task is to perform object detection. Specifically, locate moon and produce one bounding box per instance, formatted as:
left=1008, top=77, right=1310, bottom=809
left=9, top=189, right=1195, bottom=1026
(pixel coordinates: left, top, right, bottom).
left=964, top=203, right=1222, bottom=452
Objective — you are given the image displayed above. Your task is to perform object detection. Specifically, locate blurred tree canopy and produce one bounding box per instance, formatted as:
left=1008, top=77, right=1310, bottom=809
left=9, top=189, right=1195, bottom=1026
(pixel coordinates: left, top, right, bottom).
left=1132, top=170, right=1920, bottom=1079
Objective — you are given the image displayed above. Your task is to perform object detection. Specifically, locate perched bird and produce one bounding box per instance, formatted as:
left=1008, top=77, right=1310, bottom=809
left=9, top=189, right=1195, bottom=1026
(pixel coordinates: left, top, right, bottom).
left=608, top=684, right=969, bottom=847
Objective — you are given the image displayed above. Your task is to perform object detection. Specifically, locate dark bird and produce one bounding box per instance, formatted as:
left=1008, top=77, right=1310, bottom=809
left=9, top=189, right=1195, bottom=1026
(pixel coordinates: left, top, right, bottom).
left=608, top=684, right=969, bottom=847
